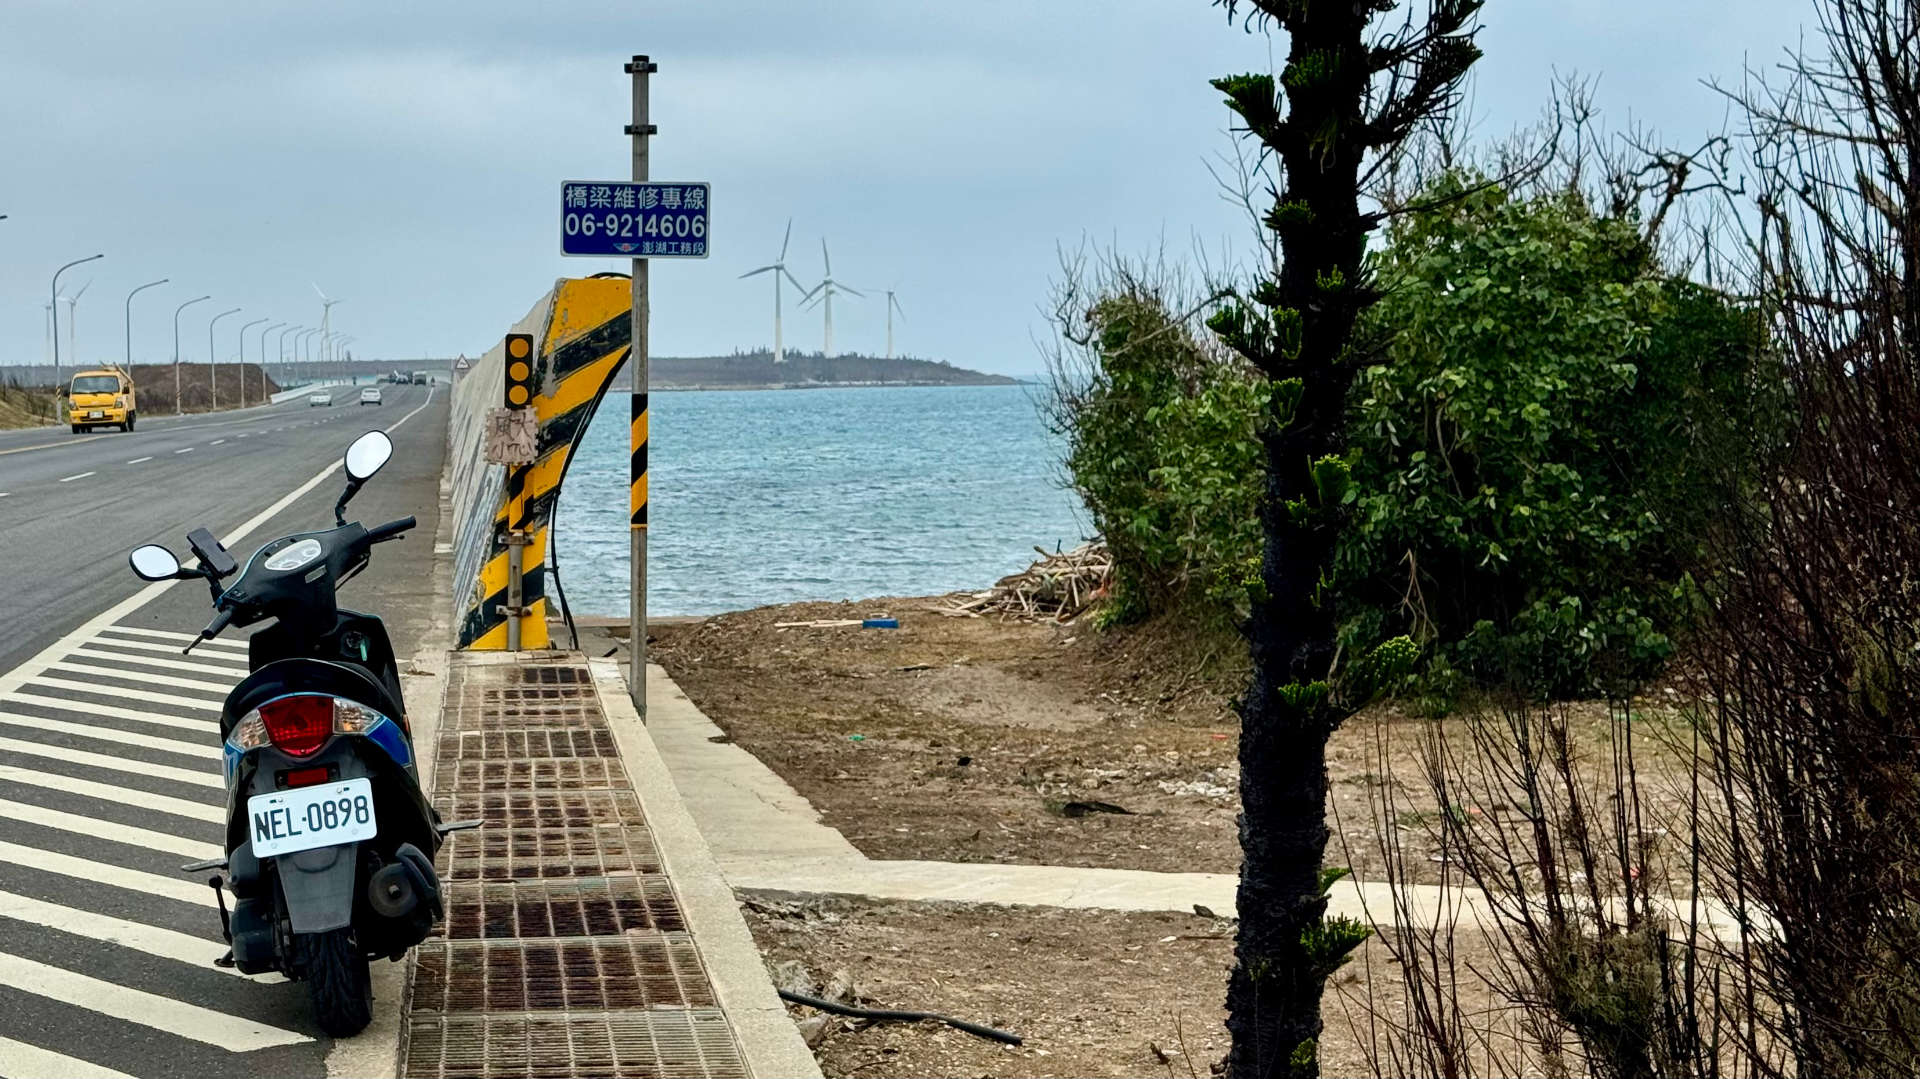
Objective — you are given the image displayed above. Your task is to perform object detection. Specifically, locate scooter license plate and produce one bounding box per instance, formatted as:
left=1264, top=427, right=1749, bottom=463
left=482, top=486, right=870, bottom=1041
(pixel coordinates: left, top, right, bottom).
left=247, top=778, right=377, bottom=858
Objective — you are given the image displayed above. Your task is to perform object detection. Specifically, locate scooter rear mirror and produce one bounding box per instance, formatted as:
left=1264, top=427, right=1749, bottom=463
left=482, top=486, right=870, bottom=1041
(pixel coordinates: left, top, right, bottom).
left=129, top=544, right=184, bottom=581
left=344, top=431, right=393, bottom=482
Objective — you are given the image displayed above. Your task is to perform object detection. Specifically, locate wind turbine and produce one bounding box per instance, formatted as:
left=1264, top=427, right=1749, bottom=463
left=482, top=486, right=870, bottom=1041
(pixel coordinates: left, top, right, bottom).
left=314, top=284, right=341, bottom=366
left=800, top=239, right=861, bottom=358
left=64, top=279, right=92, bottom=366
left=739, top=219, right=809, bottom=364
left=879, top=288, right=905, bottom=359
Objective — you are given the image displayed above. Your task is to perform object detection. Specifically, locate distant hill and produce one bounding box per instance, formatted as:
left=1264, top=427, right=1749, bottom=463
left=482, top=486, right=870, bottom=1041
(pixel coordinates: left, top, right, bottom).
left=608, top=350, right=1018, bottom=391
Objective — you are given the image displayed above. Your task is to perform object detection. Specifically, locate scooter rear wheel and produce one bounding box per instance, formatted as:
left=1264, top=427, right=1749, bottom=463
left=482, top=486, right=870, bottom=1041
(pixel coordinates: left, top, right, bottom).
left=303, top=927, right=373, bottom=1037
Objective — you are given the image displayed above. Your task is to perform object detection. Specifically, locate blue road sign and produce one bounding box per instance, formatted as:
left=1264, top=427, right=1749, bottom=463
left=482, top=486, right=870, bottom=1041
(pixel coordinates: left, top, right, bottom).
left=561, top=181, right=710, bottom=258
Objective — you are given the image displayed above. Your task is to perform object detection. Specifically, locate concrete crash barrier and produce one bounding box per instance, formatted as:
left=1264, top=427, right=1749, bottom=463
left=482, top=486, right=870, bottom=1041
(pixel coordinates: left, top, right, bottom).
left=449, top=277, right=631, bottom=649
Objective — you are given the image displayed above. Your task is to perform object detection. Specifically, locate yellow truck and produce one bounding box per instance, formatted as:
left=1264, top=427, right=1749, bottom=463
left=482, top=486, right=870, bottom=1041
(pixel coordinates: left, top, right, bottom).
left=67, top=367, right=137, bottom=433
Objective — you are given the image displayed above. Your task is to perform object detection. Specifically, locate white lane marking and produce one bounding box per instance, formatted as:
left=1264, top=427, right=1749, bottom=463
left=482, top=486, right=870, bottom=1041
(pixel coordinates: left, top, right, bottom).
left=97, top=626, right=249, bottom=654
left=68, top=646, right=247, bottom=679
left=0, top=382, right=437, bottom=731
left=0, top=887, right=270, bottom=981
left=44, top=660, right=230, bottom=697
left=125, top=456, right=153, bottom=465
left=0, top=951, right=308, bottom=1050
left=172, top=447, right=193, bottom=454
left=2, top=692, right=219, bottom=734
left=0, top=493, right=9, bottom=498
left=28, top=677, right=221, bottom=714
left=0, top=797, right=218, bottom=859
left=74, top=636, right=250, bottom=667
left=0, top=1034, right=137, bottom=1079
left=0, top=841, right=214, bottom=907
left=0, top=765, right=220, bottom=823
left=0, top=711, right=209, bottom=760
left=0, top=735, right=220, bottom=788
left=209, top=439, right=225, bottom=446
left=57, top=472, right=95, bottom=483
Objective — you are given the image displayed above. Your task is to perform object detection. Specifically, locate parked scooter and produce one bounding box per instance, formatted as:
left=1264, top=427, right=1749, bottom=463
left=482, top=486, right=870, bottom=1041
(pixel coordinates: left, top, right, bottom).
left=127, top=430, right=475, bottom=1036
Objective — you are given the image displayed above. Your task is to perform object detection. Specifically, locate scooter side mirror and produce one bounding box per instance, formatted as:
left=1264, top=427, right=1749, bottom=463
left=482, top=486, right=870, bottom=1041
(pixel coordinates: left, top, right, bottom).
left=344, top=431, right=393, bottom=482
left=129, top=544, right=184, bottom=581
left=336, top=431, right=395, bottom=525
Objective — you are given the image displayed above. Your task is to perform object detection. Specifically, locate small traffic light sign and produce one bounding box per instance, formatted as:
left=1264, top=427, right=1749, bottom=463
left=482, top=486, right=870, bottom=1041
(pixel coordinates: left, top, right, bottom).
left=504, top=333, right=534, bottom=409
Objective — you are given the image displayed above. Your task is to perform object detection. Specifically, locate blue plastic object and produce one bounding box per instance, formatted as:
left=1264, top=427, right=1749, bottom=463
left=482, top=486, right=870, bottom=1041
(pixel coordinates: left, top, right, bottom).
left=862, top=618, right=899, bottom=629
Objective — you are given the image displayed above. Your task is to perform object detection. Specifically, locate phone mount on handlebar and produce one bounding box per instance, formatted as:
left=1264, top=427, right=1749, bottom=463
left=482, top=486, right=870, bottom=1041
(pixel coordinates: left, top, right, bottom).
left=187, top=528, right=239, bottom=601
left=188, top=528, right=238, bottom=577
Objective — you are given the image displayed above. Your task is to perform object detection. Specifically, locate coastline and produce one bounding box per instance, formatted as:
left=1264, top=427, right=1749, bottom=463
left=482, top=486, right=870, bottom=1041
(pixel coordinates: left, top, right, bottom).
left=615, top=378, right=1028, bottom=393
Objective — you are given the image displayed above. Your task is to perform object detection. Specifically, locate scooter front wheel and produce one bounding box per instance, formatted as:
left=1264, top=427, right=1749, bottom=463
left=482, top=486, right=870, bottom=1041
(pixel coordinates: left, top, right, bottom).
left=302, top=927, right=373, bottom=1037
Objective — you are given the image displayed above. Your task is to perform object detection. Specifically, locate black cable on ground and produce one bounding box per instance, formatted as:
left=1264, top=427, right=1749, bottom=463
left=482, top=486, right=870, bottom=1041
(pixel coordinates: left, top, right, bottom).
left=547, top=535, right=580, bottom=652
left=776, top=989, right=1023, bottom=1046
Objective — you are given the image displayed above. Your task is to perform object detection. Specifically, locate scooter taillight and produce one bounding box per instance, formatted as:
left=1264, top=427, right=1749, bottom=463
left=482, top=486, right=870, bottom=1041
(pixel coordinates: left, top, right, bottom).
left=258, top=695, right=334, bottom=757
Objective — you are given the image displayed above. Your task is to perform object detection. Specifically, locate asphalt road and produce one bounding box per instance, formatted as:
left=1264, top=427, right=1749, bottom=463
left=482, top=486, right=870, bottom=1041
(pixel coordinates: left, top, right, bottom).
left=0, top=382, right=449, bottom=1077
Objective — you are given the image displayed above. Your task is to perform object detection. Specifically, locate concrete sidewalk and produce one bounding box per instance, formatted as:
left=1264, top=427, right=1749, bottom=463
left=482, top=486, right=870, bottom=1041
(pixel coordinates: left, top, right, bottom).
left=640, top=663, right=1756, bottom=942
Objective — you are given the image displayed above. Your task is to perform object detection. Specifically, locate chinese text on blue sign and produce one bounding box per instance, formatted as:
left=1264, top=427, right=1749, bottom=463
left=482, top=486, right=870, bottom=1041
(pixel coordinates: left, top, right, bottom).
left=561, top=181, right=710, bottom=258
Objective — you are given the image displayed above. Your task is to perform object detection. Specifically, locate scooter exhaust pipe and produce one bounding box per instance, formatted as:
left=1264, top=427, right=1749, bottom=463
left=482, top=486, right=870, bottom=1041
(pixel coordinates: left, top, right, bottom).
left=367, top=862, right=419, bottom=918
left=367, top=843, right=441, bottom=921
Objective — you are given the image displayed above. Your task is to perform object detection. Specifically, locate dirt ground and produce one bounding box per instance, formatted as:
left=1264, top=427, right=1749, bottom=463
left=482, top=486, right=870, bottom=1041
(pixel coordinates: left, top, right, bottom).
left=651, top=597, right=1691, bottom=887
left=742, top=893, right=1545, bottom=1079
left=652, top=595, right=1696, bottom=1077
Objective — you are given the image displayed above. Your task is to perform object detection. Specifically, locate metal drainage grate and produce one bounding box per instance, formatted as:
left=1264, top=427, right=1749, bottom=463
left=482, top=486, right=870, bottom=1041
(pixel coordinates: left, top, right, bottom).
left=435, top=789, right=646, bottom=828
left=439, top=825, right=663, bottom=881
left=454, top=701, right=606, bottom=729
left=438, top=877, right=685, bottom=939
left=411, top=935, right=716, bottom=1012
left=446, top=759, right=628, bottom=793
left=485, top=685, right=596, bottom=704
left=515, top=666, right=588, bottom=685
left=402, top=1010, right=747, bottom=1079
left=439, top=729, right=620, bottom=762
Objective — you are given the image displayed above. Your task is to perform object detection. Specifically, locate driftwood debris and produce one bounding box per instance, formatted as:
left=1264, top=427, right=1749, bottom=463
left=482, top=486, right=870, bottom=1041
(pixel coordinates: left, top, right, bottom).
left=937, top=542, right=1111, bottom=623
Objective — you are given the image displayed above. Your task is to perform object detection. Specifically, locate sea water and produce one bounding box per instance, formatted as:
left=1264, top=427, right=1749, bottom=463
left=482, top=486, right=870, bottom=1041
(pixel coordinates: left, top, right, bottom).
left=551, top=384, right=1089, bottom=617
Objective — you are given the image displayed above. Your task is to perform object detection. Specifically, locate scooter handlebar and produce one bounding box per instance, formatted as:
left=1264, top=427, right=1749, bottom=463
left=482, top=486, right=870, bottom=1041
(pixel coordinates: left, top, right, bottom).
left=366, top=516, right=416, bottom=544
left=185, top=608, right=235, bottom=653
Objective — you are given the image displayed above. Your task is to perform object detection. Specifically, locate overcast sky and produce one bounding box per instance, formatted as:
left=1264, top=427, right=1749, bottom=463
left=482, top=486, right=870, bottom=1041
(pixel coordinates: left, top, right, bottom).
left=1, top=1, right=1810, bottom=377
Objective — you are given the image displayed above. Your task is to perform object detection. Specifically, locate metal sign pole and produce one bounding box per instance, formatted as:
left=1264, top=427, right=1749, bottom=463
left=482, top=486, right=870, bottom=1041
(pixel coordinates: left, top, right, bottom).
left=626, top=55, right=655, bottom=716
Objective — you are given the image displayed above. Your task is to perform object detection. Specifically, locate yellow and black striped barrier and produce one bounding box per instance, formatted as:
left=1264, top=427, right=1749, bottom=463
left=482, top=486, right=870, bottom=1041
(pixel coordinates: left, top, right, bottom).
left=630, top=391, right=647, bottom=529
left=449, top=277, right=632, bottom=650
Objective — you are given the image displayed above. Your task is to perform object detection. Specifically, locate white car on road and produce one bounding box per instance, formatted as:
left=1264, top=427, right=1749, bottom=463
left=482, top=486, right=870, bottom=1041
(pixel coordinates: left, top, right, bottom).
left=307, top=392, right=332, bottom=407
left=359, top=387, right=383, bottom=406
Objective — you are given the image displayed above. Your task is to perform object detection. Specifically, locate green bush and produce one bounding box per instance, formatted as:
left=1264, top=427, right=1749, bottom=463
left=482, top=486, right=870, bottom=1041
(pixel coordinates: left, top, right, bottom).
left=1338, top=176, right=1778, bottom=698
left=1048, top=179, right=1777, bottom=699
left=1047, top=271, right=1268, bottom=628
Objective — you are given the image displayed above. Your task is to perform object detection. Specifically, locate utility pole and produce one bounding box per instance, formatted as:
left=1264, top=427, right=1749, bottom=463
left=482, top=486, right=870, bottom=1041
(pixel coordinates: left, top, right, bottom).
left=258, top=322, right=285, bottom=406
left=626, top=53, right=655, bottom=714
left=124, top=278, right=169, bottom=371
left=50, top=254, right=103, bottom=376
left=173, top=295, right=209, bottom=415
left=239, top=319, right=267, bottom=408
left=208, top=308, right=240, bottom=409
left=278, top=326, right=301, bottom=390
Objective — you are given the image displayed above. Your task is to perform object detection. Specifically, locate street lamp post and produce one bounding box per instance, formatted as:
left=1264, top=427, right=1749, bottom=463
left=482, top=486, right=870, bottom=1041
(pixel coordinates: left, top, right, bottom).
left=123, top=278, right=169, bottom=372
left=300, top=329, right=321, bottom=381
left=278, top=326, right=302, bottom=385
left=50, top=254, right=104, bottom=376
left=238, top=319, right=267, bottom=409
left=173, top=295, right=210, bottom=415
left=259, top=322, right=285, bottom=405
left=207, top=308, right=240, bottom=411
